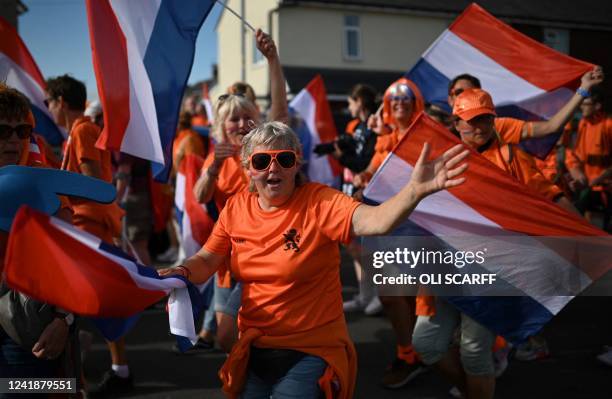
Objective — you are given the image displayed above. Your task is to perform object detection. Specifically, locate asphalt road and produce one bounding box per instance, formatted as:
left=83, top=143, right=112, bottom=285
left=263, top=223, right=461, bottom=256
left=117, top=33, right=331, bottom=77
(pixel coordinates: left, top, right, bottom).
left=81, top=255, right=612, bottom=399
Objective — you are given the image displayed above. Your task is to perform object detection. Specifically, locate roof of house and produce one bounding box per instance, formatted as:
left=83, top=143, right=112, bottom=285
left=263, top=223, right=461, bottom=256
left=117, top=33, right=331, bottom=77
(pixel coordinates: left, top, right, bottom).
left=280, top=0, right=612, bottom=29
left=283, top=66, right=405, bottom=96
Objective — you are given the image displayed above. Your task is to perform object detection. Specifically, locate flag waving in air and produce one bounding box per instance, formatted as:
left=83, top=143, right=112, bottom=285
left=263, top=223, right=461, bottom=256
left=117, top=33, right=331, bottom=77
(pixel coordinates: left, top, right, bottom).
left=363, top=113, right=611, bottom=344
left=0, top=17, right=65, bottom=145
left=86, top=0, right=215, bottom=181
left=406, top=3, right=594, bottom=158
left=290, top=75, right=342, bottom=187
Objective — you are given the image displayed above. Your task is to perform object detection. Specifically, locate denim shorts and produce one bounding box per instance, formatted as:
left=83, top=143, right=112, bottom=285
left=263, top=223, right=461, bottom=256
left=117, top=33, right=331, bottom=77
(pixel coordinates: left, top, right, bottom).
left=241, top=354, right=327, bottom=399
left=213, top=274, right=242, bottom=318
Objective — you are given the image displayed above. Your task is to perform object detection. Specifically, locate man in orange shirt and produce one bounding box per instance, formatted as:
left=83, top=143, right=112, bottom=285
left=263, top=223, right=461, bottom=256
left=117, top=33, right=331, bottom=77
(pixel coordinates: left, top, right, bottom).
left=46, top=75, right=130, bottom=395
left=574, top=88, right=612, bottom=227
left=447, top=68, right=604, bottom=145
left=413, top=88, right=578, bottom=399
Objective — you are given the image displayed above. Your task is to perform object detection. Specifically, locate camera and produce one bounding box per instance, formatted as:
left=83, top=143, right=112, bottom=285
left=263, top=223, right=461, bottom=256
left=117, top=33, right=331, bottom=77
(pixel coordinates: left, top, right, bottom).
left=313, top=134, right=356, bottom=156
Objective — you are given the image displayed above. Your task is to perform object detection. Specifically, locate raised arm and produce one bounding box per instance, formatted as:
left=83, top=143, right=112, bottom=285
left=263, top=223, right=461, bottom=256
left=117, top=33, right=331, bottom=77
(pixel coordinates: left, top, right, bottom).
left=351, top=143, right=469, bottom=236
left=527, top=66, right=604, bottom=139
left=255, top=29, right=288, bottom=124
left=158, top=247, right=225, bottom=284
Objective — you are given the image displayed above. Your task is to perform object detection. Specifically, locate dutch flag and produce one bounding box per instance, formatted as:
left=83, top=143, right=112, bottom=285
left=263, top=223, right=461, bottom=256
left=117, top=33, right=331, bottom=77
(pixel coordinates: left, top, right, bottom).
left=406, top=3, right=594, bottom=159
left=0, top=17, right=65, bottom=145
left=85, top=0, right=215, bottom=181
left=363, top=113, right=611, bottom=344
left=290, top=75, right=342, bottom=187
left=5, top=206, right=209, bottom=347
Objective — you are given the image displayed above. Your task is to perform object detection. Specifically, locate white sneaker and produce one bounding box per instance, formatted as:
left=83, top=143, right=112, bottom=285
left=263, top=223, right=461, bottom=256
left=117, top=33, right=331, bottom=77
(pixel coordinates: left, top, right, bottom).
left=343, top=297, right=366, bottom=312
left=364, top=296, right=383, bottom=316
left=448, top=386, right=463, bottom=398
left=157, top=246, right=178, bottom=263
left=596, top=348, right=612, bottom=367
left=493, top=342, right=512, bottom=377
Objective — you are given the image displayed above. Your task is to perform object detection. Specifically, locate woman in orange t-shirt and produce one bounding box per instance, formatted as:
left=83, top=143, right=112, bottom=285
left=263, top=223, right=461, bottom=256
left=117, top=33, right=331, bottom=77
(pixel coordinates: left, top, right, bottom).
left=160, top=121, right=468, bottom=398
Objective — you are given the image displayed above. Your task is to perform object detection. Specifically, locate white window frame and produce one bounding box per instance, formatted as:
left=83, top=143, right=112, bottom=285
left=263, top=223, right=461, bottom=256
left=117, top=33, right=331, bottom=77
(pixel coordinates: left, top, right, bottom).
left=343, top=15, right=362, bottom=61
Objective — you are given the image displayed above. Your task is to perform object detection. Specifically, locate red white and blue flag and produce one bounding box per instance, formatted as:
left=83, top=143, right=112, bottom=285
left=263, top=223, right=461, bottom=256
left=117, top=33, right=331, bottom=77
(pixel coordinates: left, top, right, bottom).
left=174, top=154, right=218, bottom=258
left=290, top=75, right=342, bottom=187
left=405, top=3, right=594, bottom=158
left=363, top=113, right=611, bottom=343
left=0, top=17, right=65, bottom=145
left=5, top=206, right=209, bottom=347
left=85, top=0, right=215, bottom=181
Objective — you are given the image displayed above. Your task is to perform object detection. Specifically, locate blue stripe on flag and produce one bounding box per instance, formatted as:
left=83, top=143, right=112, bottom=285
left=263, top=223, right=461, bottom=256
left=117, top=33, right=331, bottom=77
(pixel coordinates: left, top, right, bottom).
left=405, top=58, right=452, bottom=112
left=30, top=105, right=64, bottom=146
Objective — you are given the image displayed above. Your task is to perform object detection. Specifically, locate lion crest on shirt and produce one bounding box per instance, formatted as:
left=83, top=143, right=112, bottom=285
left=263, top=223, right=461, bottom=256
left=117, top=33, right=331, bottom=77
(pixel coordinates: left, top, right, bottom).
left=283, top=228, right=300, bottom=252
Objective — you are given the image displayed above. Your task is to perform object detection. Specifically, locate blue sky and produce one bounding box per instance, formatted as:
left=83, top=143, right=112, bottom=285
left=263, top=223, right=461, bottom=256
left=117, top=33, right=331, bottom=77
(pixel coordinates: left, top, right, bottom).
left=19, top=0, right=223, bottom=101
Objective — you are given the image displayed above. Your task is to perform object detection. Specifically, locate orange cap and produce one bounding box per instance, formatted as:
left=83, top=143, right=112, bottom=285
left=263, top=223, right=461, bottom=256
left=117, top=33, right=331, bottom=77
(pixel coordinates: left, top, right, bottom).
left=452, top=88, right=496, bottom=121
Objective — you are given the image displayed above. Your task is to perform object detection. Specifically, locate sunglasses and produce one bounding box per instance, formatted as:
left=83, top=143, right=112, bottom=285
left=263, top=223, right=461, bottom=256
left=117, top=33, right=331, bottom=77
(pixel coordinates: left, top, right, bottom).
left=218, top=93, right=245, bottom=103
left=0, top=124, right=33, bottom=140
left=450, top=88, right=464, bottom=97
left=389, top=95, right=412, bottom=102
left=249, top=150, right=297, bottom=171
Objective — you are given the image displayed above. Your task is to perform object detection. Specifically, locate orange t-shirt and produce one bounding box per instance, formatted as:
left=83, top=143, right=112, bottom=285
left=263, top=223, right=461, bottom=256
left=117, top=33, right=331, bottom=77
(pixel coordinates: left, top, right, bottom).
left=62, top=117, right=112, bottom=183
left=202, top=153, right=249, bottom=211
left=206, top=182, right=360, bottom=398
left=205, top=182, right=360, bottom=333
left=495, top=117, right=533, bottom=144
left=574, top=113, right=612, bottom=189
left=172, top=128, right=207, bottom=172
left=535, top=147, right=581, bottom=183
left=367, top=128, right=401, bottom=175
left=61, top=117, right=121, bottom=242
left=481, top=141, right=562, bottom=201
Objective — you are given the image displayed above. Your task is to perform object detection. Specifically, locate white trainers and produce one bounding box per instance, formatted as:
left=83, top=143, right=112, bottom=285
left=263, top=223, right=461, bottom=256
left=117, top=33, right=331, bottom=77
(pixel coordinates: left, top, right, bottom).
left=157, top=246, right=178, bottom=263
left=449, top=386, right=463, bottom=398
left=343, top=296, right=367, bottom=312
left=596, top=348, right=612, bottom=367
left=364, top=296, right=383, bottom=316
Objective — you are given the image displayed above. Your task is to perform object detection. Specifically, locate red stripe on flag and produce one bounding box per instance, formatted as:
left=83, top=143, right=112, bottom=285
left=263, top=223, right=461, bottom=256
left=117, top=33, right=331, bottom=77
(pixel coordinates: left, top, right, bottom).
left=5, top=207, right=165, bottom=317
left=307, top=75, right=342, bottom=176
left=85, top=0, right=131, bottom=152
left=182, top=154, right=215, bottom=244
left=0, top=17, right=47, bottom=89
left=450, top=4, right=593, bottom=91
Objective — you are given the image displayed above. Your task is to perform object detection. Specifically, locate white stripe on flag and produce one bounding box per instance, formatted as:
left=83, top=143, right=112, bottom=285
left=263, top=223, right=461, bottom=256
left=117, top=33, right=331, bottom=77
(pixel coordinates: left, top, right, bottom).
left=109, top=0, right=165, bottom=164
left=424, top=30, right=545, bottom=105
left=290, top=89, right=335, bottom=186
left=175, top=171, right=186, bottom=212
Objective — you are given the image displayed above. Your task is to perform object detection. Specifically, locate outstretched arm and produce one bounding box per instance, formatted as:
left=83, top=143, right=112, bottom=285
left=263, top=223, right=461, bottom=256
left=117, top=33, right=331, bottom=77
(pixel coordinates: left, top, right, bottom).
left=158, top=248, right=225, bottom=284
left=255, top=29, right=288, bottom=123
left=527, top=66, right=604, bottom=139
left=351, top=143, right=469, bottom=236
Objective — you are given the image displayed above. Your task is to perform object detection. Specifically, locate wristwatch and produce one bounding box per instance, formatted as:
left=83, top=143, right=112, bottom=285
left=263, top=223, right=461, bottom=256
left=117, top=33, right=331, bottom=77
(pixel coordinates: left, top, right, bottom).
left=53, top=311, right=75, bottom=327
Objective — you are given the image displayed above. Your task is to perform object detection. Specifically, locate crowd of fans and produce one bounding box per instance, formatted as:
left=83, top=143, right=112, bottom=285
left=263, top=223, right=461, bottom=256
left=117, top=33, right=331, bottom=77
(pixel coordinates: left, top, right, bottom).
left=0, top=25, right=610, bottom=399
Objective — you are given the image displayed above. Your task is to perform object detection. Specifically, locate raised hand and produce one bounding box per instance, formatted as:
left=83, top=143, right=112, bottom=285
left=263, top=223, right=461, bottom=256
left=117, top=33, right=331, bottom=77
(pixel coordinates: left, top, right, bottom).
left=581, top=66, right=604, bottom=90
left=410, top=143, right=469, bottom=198
left=255, top=29, right=278, bottom=61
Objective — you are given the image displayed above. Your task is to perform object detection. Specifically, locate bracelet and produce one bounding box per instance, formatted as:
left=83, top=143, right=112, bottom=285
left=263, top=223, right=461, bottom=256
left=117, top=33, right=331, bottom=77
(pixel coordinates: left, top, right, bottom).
left=175, top=265, right=192, bottom=280
left=576, top=87, right=590, bottom=98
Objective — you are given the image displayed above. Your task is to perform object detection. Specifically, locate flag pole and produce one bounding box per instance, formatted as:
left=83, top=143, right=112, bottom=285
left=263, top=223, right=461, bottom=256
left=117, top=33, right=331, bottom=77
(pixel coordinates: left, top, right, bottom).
left=215, top=0, right=256, bottom=32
